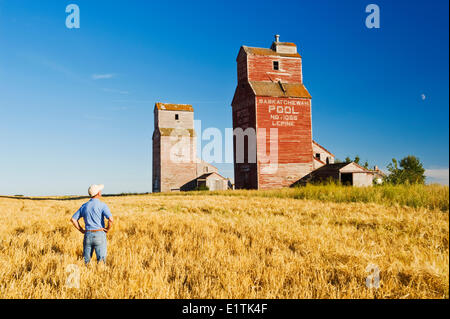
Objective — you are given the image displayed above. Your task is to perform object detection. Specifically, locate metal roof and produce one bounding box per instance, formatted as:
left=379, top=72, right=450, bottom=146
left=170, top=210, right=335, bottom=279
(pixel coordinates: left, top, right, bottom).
left=196, top=172, right=228, bottom=180
left=155, top=103, right=193, bottom=112
left=313, top=163, right=375, bottom=174
left=157, top=128, right=195, bottom=137
left=314, top=163, right=350, bottom=172
left=242, top=46, right=301, bottom=58
left=249, top=81, right=311, bottom=99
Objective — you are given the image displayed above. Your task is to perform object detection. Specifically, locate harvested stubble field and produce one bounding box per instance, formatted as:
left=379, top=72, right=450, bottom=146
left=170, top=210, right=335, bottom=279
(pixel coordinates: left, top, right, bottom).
left=0, top=185, right=448, bottom=299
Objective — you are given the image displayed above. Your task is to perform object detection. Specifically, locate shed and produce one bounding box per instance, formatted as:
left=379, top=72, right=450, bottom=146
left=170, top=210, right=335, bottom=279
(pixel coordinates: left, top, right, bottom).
left=292, top=162, right=378, bottom=187
left=180, top=172, right=230, bottom=191
left=195, top=172, right=229, bottom=191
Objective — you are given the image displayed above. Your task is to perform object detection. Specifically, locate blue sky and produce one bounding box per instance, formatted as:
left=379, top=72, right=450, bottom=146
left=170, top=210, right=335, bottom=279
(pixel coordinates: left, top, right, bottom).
left=0, top=0, right=448, bottom=196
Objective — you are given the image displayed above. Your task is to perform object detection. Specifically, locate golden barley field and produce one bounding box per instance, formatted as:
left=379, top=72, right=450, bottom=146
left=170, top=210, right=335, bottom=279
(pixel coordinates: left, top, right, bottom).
left=0, top=185, right=448, bottom=299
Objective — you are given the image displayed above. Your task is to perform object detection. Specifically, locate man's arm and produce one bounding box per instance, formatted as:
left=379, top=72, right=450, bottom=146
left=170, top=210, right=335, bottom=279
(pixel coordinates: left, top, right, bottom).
left=70, top=208, right=84, bottom=234
left=70, top=218, right=85, bottom=234
left=102, top=204, right=113, bottom=233
left=104, top=216, right=113, bottom=233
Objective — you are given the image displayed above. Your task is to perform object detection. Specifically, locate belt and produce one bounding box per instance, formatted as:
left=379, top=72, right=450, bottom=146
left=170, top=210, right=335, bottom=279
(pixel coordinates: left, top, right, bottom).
left=86, top=229, right=104, bottom=232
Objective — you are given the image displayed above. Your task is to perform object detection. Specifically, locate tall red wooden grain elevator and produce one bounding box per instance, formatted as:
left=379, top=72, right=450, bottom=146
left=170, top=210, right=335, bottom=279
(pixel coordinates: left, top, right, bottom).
left=232, top=35, right=314, bottom=189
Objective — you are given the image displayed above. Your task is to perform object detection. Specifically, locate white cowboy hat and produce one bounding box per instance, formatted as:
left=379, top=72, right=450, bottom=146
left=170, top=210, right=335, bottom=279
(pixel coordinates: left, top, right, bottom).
left=88, top=184, right=104, bottom=197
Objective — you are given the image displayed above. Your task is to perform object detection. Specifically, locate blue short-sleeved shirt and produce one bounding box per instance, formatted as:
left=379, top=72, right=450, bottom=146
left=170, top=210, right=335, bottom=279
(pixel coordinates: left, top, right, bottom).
left=72, top=198, right=112, bottom=231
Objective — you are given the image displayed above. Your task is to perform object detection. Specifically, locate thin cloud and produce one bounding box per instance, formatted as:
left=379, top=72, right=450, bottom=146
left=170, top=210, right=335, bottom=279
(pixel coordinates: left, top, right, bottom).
left=102, top=88, right=129, bottom=95
left=112, top=99, right=154, bottom=104
left=19, top=53, right=88, bottom=84
left=83, top=114, right=111, bottom=121
left=110, top=106, right=130, bottom=111
left=425, top=168, right=449, bottom=185
left=92, top=73, right=115, bottom=80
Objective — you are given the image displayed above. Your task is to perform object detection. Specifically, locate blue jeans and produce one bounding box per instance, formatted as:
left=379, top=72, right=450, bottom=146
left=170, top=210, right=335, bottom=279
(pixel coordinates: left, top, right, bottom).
left=83, top=231, right=107, bottom=264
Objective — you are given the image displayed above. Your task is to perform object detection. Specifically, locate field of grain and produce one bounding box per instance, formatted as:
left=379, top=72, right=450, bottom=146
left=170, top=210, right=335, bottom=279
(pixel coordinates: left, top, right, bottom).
left=0, top=186, right=448, bottom=299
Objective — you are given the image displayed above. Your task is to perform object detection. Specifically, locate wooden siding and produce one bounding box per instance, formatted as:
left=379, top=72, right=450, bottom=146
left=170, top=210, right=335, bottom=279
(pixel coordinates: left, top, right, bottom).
left=247, top=54, right=302, bottom=83
left=232, top=40, right=314, bottom=189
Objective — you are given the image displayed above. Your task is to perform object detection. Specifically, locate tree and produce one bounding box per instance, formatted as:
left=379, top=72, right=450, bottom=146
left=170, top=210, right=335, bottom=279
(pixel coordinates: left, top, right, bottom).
left=363, top=161, right=369, bottom=169
left=384, top=155, right=425, bottom=185
left=344, top=156, right=362, bottom=165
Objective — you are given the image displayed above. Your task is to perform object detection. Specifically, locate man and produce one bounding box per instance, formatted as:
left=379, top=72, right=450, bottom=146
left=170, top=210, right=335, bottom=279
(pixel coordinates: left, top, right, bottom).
left=71, top=184, right=114, bottom=264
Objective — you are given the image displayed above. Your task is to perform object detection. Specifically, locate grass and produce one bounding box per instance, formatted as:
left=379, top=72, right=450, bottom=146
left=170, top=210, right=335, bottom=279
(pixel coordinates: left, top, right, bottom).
left=161, top=184, right=449, bottom=212
left=0, top=184, right=448, bottom=299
